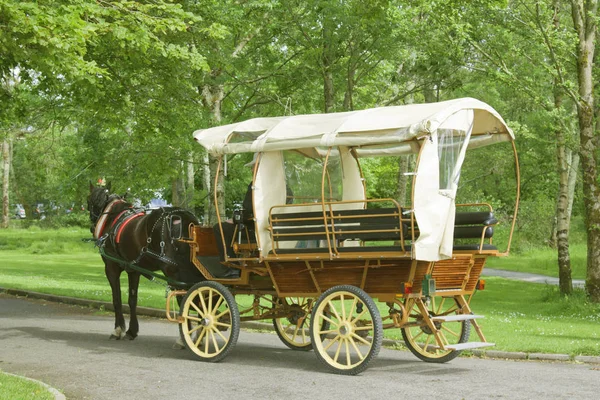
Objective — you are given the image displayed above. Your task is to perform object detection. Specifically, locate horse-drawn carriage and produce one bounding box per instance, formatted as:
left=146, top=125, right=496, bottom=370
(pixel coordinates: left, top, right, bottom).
left=89, top=97, right=519, bottom=375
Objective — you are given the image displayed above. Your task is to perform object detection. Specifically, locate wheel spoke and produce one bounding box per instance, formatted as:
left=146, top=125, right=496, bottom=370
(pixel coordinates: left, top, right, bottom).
left=212, top=295, right=224, bottom=313
left=349, top=336, right=365, bottom=360
left=442, top=324, right=460, bottom=338
left=198, top=291, right=208, bottom=315
left=184, top=315, right=204, bottom=323
left=340, top=294, right=346, bottom=321
left=323, top=334, right=341, bottom=351
left=333, top=338, right=343, bottom=363
left=353, top=325, right=372, bottom=331
left=212, top=326, right=228, bottom=342
left=319, top=328, right=338, bottom=335
left=412, top=329, right=424, bottom=341
left=190, top=301, right=204, bottom=317
left=327, top=300, right=342, bottom=322
left=436, top=297, right=445, bottom=314
left=213, top=321, right=231, bottom=329
left=320, top=313, right=337, bottom=326
left=189, top=324, right=204, bottom=335
left=350, top=332, right=370, bottom=346
left=210, top=330, right=220, bottom=353
left=208, top=289, right=214, bottom=313
left=215, top=308, right=230, bottom=320
left=423, top=333, right=432, bottom=350
left=345, top=338, right=351, bottom=366
left=195, top=327, right=207, bottom=348
left=350, top=308, right=367, bottom=324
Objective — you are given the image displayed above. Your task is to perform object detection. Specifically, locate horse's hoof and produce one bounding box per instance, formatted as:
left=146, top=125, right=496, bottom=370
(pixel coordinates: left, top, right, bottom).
left=172, top=338, right=186, bottom=350
left=110, top=327, right=125, bottom=340
left=124, top=333, right=137, bottom=340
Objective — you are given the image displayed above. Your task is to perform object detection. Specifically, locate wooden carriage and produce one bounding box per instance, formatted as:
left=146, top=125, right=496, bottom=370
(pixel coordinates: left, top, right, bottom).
left=167, top=98, right=519, bottom=375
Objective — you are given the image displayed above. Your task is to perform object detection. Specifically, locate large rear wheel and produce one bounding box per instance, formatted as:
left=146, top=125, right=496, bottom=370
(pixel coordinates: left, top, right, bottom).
left=310, top=285, right=382, bottom=375
left=179, top=281, right=240, bottom=362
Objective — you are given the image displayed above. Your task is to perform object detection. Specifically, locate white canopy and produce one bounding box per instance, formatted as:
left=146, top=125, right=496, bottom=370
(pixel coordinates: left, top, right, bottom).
left=194, top=98, right=514, bottom=262
left=193, top=97, right=513, bottom=156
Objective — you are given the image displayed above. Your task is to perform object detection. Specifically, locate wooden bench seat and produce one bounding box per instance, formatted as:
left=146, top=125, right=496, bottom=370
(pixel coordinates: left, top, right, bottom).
left=268, top=206, right=498, bottom=255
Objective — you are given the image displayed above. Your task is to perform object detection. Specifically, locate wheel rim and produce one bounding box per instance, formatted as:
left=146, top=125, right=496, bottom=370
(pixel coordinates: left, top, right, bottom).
left=181, top=286, right=234, bottom=359
left=402, top=297, right=468, bottom=359
left=312, top=290, right=377, bottom=370
left=274, top=297, right=313, bottom=349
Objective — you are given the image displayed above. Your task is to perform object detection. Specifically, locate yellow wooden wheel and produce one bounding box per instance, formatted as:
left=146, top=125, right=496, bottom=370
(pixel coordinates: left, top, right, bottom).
left=401, top=296, right=470, bottom=363
left=179, top=281, right=240, bottom=362
left=310, top=285, right=382, bottom=375
left=273, top=297, right=316, bottom=351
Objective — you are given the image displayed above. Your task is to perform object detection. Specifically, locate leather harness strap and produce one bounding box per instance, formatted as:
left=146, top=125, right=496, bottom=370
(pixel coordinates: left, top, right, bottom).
left=115, top=212, right=145, bottom=244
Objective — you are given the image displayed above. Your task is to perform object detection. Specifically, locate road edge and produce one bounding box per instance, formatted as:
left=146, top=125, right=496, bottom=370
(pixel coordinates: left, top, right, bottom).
left=2, top=287, right=599, bottom=366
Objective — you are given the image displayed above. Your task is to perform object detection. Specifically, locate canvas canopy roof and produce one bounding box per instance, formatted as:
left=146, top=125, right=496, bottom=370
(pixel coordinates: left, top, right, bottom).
left=193, top=97, right=513, bottom=156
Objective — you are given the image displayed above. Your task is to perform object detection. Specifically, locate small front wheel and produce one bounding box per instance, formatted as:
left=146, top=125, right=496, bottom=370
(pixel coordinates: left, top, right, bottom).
left=273, top=297, right=315, bottom=351
left=179, top=281, right=240, bottom=362
left=310, top=285, right=382, bottom=375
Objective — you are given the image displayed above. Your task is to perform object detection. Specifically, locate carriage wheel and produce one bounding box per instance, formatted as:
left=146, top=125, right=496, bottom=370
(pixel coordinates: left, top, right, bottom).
left=310, top=285, right=382, bottom=375
left=273, top=297, right=327, bottom=351
left=401, top=296, right=470, bottom=363
left=179, top=281, right=240, bottom=362
left=272, top=297, right=314, bottom=351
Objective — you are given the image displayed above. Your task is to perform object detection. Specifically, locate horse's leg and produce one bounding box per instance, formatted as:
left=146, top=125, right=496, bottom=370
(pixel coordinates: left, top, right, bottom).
left=124, top=271, right=141, bottom=340
left=105, top=260, right=126, bottom=340
left=173, top=294, right=186, bottom=349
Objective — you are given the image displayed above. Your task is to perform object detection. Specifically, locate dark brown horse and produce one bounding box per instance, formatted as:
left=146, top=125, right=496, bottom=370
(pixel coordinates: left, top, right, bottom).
left=87, top=182, right=205, bottom=340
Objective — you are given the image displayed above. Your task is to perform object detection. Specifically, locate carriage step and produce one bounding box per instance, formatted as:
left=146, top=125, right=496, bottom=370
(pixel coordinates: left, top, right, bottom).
left=430, top=314, right=484, bottom=322
left=441, top=342, right=495, bottom=351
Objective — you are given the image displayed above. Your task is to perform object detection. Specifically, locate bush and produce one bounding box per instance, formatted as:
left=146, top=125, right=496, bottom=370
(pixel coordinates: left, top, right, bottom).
left=39, top=212, right=90, bottom=229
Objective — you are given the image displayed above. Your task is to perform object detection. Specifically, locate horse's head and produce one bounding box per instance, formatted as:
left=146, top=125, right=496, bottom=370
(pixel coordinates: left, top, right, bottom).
left=87, top=181, right=112, bottom=224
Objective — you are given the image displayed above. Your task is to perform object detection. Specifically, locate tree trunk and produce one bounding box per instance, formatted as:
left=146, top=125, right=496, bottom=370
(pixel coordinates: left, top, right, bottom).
left=553, top=65, right=573, bottom=294
left=202, top=82, right=225, bottom=225
left=343, top=62, right=356, bottom=111
left=556, top=128, right=573, bottom=295
left=1, top=139, right=10, bottom=229
left=322, top=20, right=335, bottom=113
left=571, top=0, right=600, bottom=302
left=566, top=151, right=579, bottom=219
left=186, top=152, right=195, bottom=211
left=202, top=151, right=211, bottom=225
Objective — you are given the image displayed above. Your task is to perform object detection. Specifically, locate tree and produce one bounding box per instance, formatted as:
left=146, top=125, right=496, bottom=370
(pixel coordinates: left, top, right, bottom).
left=570, top=0, right=600, bottom=301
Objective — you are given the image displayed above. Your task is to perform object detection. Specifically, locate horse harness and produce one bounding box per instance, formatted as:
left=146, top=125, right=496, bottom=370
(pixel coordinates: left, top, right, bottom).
left=94, top=198, right=185, bottom=273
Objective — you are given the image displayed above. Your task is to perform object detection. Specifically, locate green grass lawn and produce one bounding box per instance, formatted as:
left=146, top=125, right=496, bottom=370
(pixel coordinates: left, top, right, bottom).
left=1, top=227, right=599, bottom=356
left=0, top=371, right=56, bottom=400
left=487, top=243, right=588, bottom=280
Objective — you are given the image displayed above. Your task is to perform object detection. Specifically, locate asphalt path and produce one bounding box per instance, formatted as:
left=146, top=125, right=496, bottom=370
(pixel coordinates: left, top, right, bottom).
left=1, top=294, right=598, bottom=399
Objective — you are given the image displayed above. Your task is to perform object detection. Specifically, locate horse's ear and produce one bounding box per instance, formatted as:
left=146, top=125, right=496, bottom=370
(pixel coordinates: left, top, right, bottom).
left=106, top=181, right=112, bottom=192
left=89, top=181, right=94, bottom=192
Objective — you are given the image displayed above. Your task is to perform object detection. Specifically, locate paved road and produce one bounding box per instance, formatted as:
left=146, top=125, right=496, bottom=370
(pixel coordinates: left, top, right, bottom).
left=1, top=294, right=598, bottom=400
left=483, top=268, right=586, bottom=288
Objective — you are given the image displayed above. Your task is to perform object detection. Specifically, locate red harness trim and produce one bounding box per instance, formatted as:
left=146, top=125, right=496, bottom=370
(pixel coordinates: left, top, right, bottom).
left=115, top=212, right=145, bottom=244
left=94, top=199, right=124, bottom=239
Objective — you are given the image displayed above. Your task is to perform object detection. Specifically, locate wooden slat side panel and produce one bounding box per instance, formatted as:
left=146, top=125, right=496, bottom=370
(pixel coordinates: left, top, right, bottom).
left=431, top=256, right=473, bottom=290
left=363, top=260, right=412, bottom=294
left=268, top=262, right=318, bottom=294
